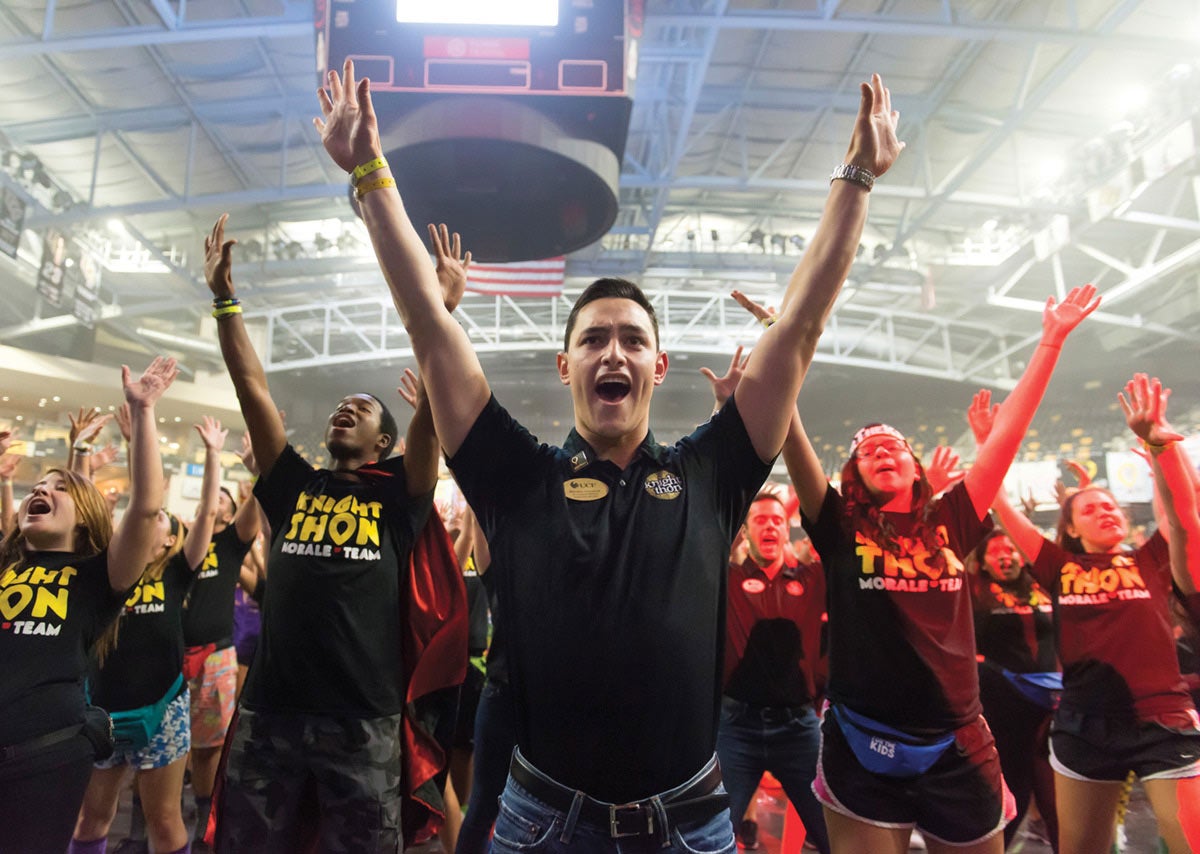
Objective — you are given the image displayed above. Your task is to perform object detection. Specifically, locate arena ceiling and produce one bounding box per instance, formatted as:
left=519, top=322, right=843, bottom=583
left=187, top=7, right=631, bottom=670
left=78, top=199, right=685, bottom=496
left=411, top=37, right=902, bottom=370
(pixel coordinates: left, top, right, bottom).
left=1, top=0, right=1198, bottom=472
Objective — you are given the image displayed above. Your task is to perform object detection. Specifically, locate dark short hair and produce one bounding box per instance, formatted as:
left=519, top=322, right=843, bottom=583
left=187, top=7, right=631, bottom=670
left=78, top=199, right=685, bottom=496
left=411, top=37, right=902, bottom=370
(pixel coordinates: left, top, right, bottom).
left=563, top=278, right=659, bottom=351
left=218, top=486, right=237, bottom=516
left=362, top=393, right=399, bottom=461
left=750, top=490, right=788, bottom=511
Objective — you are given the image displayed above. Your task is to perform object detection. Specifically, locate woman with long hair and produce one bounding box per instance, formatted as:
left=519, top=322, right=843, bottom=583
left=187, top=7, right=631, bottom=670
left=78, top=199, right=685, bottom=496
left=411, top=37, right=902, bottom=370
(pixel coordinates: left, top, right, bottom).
left=0, top=358, right=178, bottom=854
left=968, top=530, right=1059, bottom=850
left=69, top=416, right=226, bottom=854
left=981, top=374, right=1200, bottom=854
left=776, top=284, right=1097, bottom=854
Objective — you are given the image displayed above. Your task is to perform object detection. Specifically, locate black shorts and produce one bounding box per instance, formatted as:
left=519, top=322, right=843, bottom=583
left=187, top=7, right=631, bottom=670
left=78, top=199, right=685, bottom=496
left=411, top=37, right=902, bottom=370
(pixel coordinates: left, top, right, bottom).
left=813, top=710, right=1015, bottom=846
left=1049, top=707, right=1200, bottom=782
left=453, top=663, right=486, bottom=750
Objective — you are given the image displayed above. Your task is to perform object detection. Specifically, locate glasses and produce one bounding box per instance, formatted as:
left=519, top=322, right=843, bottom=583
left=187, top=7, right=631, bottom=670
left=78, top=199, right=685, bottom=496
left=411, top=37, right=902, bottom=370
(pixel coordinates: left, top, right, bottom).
left=854, top=439, right=908, bottom=459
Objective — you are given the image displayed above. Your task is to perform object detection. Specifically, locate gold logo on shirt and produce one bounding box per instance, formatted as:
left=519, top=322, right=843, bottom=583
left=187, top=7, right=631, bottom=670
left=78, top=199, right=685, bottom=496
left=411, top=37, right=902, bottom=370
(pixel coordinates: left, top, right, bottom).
left=644, top=470, right=683, bottom=500
left=564, top=478, right=609, bottom=501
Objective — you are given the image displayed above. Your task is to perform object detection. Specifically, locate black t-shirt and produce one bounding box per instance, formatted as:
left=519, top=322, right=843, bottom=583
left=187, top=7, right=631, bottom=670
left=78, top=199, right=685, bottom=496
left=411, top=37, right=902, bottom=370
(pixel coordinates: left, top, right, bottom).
left=0, top=551, right=126, bottom=745
left=973, top=574, right=1056, bottom=674
left=246, top=445, right=433, bottom=716
left=1032, top=532, right=1193, bottom=721
left=92, top=551, right=194, bottom=712
left=804, top=481, right=992, bottom=732
left=479, top=566, right=508, bottom=684
left=464, top=564, right=489, bottom=657
left=182, top=525, right=254, bottom=646
left=449, top=394, right=771, bottom=801
left=724, top=557, right=826, bottom=708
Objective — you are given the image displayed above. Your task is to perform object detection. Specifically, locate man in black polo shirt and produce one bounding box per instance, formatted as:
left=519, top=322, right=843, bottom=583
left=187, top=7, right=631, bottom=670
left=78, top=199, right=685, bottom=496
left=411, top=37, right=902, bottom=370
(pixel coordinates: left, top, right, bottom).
left=316, top=63, right=902, bottom=850
left=720, top=491, right=829, bottom=853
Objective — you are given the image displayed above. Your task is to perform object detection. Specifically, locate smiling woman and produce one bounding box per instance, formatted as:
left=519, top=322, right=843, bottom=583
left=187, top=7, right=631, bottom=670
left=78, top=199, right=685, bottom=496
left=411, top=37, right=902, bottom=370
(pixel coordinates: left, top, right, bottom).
left=0, top=357, right=177, bottom=854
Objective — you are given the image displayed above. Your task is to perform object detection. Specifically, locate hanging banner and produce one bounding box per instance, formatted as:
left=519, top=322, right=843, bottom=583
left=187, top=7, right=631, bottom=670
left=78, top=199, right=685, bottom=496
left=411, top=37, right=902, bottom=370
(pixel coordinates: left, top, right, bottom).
left=36, top=228, right=68, bottom=307
left=0, top=187, right=25, bottom=258
left=67, top=244, right=102, bottom=328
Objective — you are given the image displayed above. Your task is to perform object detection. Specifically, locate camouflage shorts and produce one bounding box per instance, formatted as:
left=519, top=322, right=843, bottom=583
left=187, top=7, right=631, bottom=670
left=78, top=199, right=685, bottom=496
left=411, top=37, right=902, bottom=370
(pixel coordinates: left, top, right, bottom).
left=216, top=706, right=404, bottom=853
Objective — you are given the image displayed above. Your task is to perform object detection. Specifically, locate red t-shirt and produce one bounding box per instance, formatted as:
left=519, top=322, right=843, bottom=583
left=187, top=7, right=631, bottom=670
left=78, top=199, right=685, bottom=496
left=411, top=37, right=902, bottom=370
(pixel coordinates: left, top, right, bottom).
left=1032, top=531, right=1194, bottom=722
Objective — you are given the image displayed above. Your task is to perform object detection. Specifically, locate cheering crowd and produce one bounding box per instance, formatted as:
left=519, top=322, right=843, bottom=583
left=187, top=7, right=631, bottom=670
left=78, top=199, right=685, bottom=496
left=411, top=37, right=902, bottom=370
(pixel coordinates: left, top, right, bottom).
left=0, top=68, right=1197, bottom=854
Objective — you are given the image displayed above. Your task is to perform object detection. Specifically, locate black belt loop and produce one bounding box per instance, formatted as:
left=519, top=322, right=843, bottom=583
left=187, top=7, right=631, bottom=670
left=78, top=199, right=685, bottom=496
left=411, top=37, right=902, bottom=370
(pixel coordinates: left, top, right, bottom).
left=649, top=795, right=670, bottom=848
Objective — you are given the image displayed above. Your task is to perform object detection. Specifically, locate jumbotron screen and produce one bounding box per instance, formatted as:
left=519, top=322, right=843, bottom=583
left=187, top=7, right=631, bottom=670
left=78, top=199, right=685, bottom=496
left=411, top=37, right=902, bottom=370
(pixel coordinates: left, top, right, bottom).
left=395, top=1, right=559, bottom=28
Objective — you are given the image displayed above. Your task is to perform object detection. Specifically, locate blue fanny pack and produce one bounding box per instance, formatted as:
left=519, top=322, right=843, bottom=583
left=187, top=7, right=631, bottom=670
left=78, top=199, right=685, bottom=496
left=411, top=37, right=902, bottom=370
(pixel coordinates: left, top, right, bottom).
left=109, top=673, right=184, bottom=753
left=830, top=704, right=956, bottom=778
left=1001, top=669, right=1062, bottom=710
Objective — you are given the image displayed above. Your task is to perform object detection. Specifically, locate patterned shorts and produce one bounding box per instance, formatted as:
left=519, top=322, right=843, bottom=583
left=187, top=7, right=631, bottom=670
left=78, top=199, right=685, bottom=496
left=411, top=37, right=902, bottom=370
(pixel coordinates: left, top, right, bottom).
left=96, top=689, right=191, bottom=771
left=188, top=644, right=238, bottom=748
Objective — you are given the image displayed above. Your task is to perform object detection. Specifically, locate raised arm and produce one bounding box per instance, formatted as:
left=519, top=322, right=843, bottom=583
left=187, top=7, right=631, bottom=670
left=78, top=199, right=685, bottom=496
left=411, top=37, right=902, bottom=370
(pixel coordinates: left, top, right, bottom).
left=396, top=368, right=439, bottom=497
left=967, top=390, right=1045, bottom=563
left=962, top=285, right=1099, bottom=519
left=735, top=74, right=904, bottom=461
left=68, top=407, right=112, bottom=478
left=232, top=476, right=262, bottom=545
left=204, top=215, right=288, bottom=476
left=1120, top=374, right=1200, bottom=591
left=0, top=432, right=17, bottom=537
left=107, top=358, right=178, bottom=591
left=315, top=60, right=489, bottom=456
left=183, top=416, right=226, bottom=570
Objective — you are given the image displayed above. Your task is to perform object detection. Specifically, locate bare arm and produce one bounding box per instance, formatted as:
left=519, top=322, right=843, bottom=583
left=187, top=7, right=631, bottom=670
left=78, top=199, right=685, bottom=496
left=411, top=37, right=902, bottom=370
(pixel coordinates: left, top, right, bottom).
left=962, top=285, right=1099, bottom=519
left=396, top=368, right=439, bottom=497
left=232, top=477, right=262, bottom=545
left=205, top=215, right=288, bottom=476
left=967, top=389, right=1045, bottom=563
left=107, top=358, right=178, bottom=591
left=0, top=452, right=17, bottom=537
left=736, top=74, right=904, bottom=461
left=1120, top=374, right=1200, bottom=592
left=315, top=62, right=489, bottom=456
left=183, top=416, right=226, bottom=570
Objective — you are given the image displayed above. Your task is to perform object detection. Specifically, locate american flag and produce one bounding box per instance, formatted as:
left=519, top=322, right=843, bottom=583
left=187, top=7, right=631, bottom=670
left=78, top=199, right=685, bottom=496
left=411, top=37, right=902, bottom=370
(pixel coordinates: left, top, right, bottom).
left=465, top=257, right=566, bottom=298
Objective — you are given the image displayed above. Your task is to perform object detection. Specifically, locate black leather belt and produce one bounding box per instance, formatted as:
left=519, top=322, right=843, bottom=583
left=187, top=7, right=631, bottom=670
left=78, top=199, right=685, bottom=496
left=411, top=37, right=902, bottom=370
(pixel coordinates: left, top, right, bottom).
left=508, top=753, right=729, bottom=839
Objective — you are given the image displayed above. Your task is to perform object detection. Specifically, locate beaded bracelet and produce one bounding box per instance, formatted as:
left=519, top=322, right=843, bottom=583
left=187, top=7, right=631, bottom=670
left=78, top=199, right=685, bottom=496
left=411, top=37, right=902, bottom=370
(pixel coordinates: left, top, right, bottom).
left=213, top=297, right=240, bottom=309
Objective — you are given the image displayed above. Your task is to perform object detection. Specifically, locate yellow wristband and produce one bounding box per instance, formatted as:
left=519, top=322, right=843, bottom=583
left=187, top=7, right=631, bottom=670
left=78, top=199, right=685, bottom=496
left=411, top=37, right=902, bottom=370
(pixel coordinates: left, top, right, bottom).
left=355, top=176, right=396, bottom=200
left=1141, top=437, right=1176, bottom=452
left=213, top=305, right=243, bottom=319
left=352, top=156, right=388, bottom=185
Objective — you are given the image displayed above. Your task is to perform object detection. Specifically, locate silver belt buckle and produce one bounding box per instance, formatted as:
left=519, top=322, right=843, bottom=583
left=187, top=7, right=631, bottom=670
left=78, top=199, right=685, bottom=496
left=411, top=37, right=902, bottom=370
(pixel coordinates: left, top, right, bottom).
left=609, top=802, right=650, bottom=838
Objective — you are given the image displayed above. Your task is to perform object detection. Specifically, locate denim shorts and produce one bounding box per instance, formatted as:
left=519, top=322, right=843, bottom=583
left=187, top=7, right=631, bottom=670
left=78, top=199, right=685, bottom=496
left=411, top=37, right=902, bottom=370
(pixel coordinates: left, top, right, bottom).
left=492, top=768, right=735, bottom=854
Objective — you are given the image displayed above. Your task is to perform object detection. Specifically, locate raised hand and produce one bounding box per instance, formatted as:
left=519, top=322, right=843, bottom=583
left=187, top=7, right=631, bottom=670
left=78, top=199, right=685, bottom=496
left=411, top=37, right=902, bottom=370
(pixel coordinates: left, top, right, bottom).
left=122, top=356, right=179, bottom=409
left=91, top=443, right=119, bottom=471
left=967, top=389, right=998, bottom=445
left=0, top=453, right=19, bottom=481
left=1064, top=459, right=1092, bottom=489
left=0, top=428, right=15, bottom=456
left=1119, top=373, right=1181, bottom=447
left=428, top=224, right=472, bottom=312
left=68, top=406, right=112, bottom=447
left=925, top=444, right=966, bottom=495
left=699, top=346, right=749, bottom=411
left=235, top=431, right=259, bottom=476
left=845, top=73, right=905, bottom=179
left=1042, top=283, right=1100, bottom=347
left=396, top=368, right=422, bottom=410
left=314, top=58, right=381, bottom=174
left=730, top=290, right=776, bottom=327
left=205, top=214, right=238, bottom=300
left=114, top=403, right=132, bottom=443
left=195, top=415, right=229, bottom=452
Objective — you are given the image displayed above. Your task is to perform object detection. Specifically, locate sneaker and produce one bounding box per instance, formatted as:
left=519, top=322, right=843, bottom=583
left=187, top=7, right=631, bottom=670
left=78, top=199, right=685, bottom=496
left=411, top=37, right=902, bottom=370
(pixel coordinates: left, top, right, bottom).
left=737, top=818, right=760, bottom=850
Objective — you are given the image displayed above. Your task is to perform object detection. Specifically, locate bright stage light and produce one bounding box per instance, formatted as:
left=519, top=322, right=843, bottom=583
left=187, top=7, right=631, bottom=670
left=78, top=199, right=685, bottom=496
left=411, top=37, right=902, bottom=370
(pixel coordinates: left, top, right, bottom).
left=395, top=0, right=558, bottom=27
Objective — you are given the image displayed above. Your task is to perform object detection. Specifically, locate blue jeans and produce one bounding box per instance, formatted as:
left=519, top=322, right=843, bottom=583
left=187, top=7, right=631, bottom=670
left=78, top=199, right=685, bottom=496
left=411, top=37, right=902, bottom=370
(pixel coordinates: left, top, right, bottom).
left=457, top=678, right=516, bottom=854
left=715, top=697, right=829, bottom=854
left=490, top=757, right=735, bottom=854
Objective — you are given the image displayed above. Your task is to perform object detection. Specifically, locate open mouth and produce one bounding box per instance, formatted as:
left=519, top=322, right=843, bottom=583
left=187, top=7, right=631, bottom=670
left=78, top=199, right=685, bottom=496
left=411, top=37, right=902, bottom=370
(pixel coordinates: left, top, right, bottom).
left=25, top=497, right=51, bottom=516
left=330, top=414, right=355, bottom=429
left=596, top=378, right=631, bottom=403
